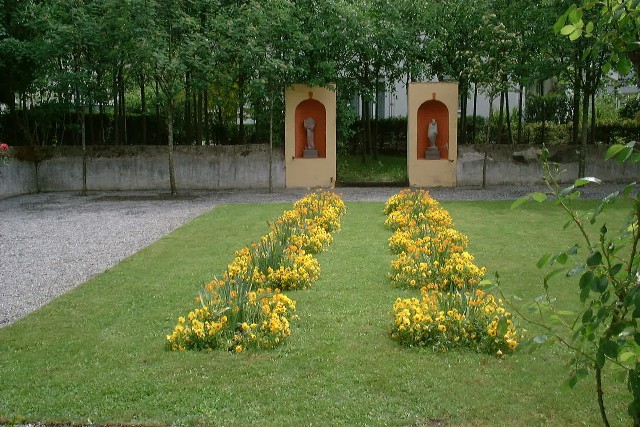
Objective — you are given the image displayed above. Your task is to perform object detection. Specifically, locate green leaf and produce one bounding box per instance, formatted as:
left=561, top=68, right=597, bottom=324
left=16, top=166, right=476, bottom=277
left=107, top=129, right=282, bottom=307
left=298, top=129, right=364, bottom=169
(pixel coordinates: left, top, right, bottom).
left=531, top=192, right=548, bottom=203
left=544, top=268, right=566, bottom=288
left=575, top=177, right=602, bottom=187
left=596, top=277, right=609, bottom=293
left=606, top=144, right=627, bottom=160
left=569, top=28, right=583, bottom=41
left=609, top=263, right=623, bottom=276
left=582, top=308, right=593, bottom=323
left=617, top=55, right=633, bottom=76
left=579, top=270, right=595, bottom=289
left=511, top=195, right=529, bottom=209
left=541, top=146, right=549, bottom=163
left=564, top=373, right=579, bottom=389
left=552, top=252, right=569, bottom=265
left=497, top=317, right=508, bottom=337
left=537, top=253, right=552, bottom=268
left=559, top=185, right=576, bottom=198
left=569, top=8, right=584, bottom=24
left=567, top=263, right=586, bottom=277
left=561, top=24, right=576, bottom=35
left=587, top=251, right=602, bottom=267
left=585, top=21, right=594, bottom=34
left=554, top=13, right=568, bottom=33
left=602, top=340, right=619, bottom=358
left=581, top=286, right=591, bottom=303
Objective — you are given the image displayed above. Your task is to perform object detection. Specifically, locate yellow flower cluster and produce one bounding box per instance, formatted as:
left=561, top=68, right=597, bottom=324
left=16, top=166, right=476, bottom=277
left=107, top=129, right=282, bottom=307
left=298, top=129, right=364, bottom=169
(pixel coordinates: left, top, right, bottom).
left=386, top=190, right=484, bottom=291
left=167, top=190, right=346, bottom=353
left=391, top=288, right=519, bottom=354
left=385, top=189, right=521, bottom=356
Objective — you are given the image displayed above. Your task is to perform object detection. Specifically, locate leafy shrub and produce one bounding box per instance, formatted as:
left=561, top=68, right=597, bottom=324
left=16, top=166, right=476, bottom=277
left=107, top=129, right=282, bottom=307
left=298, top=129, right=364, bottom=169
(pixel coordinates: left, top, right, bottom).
left=619, top=95, right=640, bottom=119
left=525, top=92, right=572, bottom=124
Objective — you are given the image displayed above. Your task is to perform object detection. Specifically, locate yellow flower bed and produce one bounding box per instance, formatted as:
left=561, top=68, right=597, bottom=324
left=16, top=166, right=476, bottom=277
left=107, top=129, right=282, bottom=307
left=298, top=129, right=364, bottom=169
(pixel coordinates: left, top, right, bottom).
left=391, top=288, right=519, bottom=354
left=385, top=189, right=521, bottom=356
left=167, top=190, right=346, bottom=353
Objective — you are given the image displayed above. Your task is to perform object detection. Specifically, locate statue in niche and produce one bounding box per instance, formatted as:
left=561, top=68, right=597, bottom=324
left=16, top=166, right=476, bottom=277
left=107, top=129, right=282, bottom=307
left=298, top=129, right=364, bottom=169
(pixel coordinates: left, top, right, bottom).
left=425, top=118, right=441, bottom=160
left=304, top=117, right=316, bottom=150
left=428, top=118, right=438, bottom=148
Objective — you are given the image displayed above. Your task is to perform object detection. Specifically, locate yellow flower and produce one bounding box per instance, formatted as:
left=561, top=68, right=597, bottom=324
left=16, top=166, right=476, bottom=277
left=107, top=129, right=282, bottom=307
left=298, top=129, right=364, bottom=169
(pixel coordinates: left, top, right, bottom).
left=235, top=345, right=243, bottom=353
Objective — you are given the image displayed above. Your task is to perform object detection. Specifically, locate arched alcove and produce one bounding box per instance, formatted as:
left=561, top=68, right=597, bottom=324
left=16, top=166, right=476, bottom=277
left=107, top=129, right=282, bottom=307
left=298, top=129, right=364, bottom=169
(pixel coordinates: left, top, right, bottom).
left=294, top=99, right=327, bottom=158
left=417, top=100, right=449, bottom=160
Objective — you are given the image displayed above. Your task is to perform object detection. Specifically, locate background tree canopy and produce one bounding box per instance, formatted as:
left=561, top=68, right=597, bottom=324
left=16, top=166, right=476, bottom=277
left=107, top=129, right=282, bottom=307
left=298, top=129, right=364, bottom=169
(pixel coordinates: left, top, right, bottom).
left=0, top=0, right=637, bottom=156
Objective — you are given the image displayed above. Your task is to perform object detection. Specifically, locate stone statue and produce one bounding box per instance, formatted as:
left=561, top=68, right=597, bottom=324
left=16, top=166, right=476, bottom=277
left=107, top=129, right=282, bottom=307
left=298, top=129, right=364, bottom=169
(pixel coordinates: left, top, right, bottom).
left=304, top=117, right=316, bottom=150
left=428, top=118, right=438, bottom=148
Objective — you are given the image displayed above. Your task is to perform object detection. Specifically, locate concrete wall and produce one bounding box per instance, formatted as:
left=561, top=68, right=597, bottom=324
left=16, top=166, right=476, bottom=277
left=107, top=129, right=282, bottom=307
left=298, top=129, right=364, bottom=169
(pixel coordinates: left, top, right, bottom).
left=0, top=145, right=285, bottom=198
left=457, top=144, right=640, bottom=186
left=3, top=143, right=638, bottom=199
left=0, top=160, right=38, bottom=198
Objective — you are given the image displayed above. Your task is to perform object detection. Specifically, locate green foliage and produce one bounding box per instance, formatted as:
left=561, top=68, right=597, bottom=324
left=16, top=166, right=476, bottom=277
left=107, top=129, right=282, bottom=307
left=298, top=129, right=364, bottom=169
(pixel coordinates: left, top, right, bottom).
left=555, top=1, right=640, bottom=77
left=596, top=95, right=620, bottom=121
left=620, top=95, right=640, bottom=120
left=511, top=143, right=640, bottom=425
left=525, top=93, right=573, bottom=124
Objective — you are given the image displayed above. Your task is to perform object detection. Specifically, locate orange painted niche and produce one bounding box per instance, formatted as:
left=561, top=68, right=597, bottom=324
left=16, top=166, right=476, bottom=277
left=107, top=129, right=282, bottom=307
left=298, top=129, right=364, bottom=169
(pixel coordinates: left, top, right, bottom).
left=294, top=99, right=326, bottom=158
left=417, top=100, right=449, bottom=160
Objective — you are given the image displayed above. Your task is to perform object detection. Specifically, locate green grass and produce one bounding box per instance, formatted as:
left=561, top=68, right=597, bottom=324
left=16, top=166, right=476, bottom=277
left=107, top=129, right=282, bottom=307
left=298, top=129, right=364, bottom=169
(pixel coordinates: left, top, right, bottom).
left=337, top=154, right=407, bottom=182
left=0, top=199, right=633, bottom=426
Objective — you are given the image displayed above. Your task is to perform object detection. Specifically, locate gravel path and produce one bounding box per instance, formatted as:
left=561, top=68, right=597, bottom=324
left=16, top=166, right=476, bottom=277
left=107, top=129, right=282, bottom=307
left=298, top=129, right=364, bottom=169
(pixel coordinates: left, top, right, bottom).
left=0, top=184, right=628, bottom=328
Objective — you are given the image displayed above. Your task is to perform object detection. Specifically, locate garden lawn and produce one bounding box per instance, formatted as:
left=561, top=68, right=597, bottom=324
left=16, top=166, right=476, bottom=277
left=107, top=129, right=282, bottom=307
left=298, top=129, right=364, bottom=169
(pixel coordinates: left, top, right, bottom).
left=337, top=154, right=407, bottom=183
left=0, top=199, right=632, bottom=426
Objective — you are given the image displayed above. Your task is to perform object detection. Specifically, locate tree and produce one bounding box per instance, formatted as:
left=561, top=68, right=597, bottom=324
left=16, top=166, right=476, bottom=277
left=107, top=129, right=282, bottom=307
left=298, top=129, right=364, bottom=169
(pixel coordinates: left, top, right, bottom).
left=149, top=0, right=201, bottom=195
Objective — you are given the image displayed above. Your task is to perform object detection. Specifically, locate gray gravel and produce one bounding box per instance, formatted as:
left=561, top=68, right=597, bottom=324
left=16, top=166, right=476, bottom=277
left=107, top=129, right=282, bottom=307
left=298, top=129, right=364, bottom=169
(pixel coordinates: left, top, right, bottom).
left=0, top=184, right=629, bottom=328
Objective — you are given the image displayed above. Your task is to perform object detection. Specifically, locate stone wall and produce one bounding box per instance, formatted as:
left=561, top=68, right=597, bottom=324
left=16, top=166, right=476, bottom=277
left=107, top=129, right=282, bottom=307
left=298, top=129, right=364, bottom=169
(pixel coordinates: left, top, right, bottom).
left=456, top=145, right=640, bottom=186
left=0, top=145, right=285, bottom=198
left=2, top=144, right=638, bottom=199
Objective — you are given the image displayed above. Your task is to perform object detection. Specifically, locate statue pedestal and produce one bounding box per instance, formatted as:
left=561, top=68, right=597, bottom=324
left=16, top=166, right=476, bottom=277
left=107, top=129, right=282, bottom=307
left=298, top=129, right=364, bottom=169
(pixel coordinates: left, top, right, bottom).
left=425, top=146, right=440, bottom=160
left=303, top=149, right=318, bottom=158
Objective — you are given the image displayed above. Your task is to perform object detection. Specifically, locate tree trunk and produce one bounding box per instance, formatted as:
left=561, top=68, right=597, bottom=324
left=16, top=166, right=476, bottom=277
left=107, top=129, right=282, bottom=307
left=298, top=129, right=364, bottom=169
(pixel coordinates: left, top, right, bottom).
left=141, top=74, right=147, bottom=145
left=204, top=90, right=210, bottom=145
left=572, top=65, right=581, bottom=146
left=196, top=90, right=203, bottom=145
left=185, top=72, right=192, bottom=145
left=81, top=106, right=87, bottom=195
left=590, top=91, right=596, bottom=145
left=579, top=86, right=589, bottom=177
left=155, top=77, right=161, bottom=145
left=517, top=83, right=524, bottom=144
left=496, top=92, right=505, bottom=145
left=269, top=94, right=274, bottom=193
left=486, top=95, right=494, bottom=144
left=472, top=83, right=478, bottom=144
left=113, top=69, right=119, bottom=145
left=505, top=91, right=513, bottom=145
left=238, top=75, right=245, bottom=144
left=460, top=81, right=468, bottom=145
left=119, top=66, right=127, bottom=145
left=167, top=96, right=177, bottom=195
